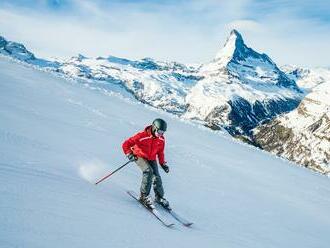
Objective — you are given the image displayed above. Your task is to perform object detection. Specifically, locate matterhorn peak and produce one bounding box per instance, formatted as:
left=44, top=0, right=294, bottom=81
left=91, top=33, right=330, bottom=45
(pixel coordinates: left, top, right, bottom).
left=215, top=29, right=246, bottom=60
left=211, top=29, right=279, bottom=69
left=226, top=29, right=244, bottom=47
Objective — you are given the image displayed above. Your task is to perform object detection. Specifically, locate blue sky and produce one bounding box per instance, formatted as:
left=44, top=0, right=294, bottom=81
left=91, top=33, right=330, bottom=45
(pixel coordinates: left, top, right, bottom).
left=0, top=0, right=329, bottom=67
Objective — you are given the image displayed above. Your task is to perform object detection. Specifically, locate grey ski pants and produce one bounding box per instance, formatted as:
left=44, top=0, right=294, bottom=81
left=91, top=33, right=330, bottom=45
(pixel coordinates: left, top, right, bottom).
left=135, top=158, right=164, bottom=197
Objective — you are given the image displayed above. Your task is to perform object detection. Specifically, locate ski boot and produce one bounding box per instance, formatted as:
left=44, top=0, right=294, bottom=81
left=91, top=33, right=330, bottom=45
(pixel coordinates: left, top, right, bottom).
left=139, top=193, right=155, bottom=210
left=155, top=195, right=171, bottom=210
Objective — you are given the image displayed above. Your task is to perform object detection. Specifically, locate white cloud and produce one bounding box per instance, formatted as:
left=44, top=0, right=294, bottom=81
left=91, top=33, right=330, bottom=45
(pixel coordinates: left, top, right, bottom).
left=226, top=19, right=264, bottom=33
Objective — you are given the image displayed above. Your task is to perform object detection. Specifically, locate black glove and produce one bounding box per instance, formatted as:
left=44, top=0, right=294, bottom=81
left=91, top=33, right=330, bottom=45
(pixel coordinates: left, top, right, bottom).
left=161, top=163, right=169, bottom=173
left=127, top=153, right=137, bottom=162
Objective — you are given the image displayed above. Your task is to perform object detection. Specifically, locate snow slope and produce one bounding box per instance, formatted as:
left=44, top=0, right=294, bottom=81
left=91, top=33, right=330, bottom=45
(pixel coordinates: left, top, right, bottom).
left=1, top=57, right=330, bottom=248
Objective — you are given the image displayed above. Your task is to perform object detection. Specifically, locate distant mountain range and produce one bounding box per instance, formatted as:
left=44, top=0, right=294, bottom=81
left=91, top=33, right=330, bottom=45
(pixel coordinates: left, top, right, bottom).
left=1, top=30, right=329, bottom=175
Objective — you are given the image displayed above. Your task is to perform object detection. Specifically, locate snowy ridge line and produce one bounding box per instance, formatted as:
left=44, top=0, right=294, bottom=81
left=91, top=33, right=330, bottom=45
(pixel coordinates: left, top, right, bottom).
left=0, top=54, right=135, bottom=104
left=2, top=29, right=329, bottom=175
left=1, top=30, right=303, bottom=125
left=0, top=55, right=236, bottom=156
left=0, top=55, right=308, bottom=174
left=0, top=57, right=295, bottom=171
left=0, top=54, right=230, bottom=137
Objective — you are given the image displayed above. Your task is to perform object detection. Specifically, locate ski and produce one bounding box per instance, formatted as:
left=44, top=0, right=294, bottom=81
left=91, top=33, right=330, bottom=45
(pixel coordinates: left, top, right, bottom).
left=157, top=203, right=193, bottom=227
left=127, top=191, right=175, bottom=228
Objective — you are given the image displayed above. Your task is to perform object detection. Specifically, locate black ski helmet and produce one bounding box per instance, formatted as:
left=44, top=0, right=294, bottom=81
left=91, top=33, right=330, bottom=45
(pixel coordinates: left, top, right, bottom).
left=152, top=118, right=167, bottom=133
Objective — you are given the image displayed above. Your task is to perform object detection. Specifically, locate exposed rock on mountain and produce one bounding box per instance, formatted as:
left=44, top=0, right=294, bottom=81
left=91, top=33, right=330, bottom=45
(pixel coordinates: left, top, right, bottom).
left=254, top=68, right=330, bottom=175
left=0, top=36, right=35, bottom=61
left=183, top=30, right=302, bottom=135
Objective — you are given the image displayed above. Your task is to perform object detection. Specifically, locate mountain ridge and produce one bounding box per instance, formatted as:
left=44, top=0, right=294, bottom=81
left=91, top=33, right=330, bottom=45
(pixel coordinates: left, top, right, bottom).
left=1, top=31, right=328, bottom=175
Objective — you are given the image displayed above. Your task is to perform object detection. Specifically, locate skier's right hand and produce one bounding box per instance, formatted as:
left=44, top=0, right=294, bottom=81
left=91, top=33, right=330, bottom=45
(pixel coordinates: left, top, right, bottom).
left=127, top=153, right=138, bottom=162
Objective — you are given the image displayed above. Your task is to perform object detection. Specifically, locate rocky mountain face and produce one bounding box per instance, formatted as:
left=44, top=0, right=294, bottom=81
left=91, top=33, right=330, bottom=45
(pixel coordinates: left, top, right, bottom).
left=1, top=31, right=329, bottom=175
left=2, top=30, right=301, bottom=133
left=0, top=36, right=35, bottom=61
left=0, top=36, right=59, bottom=68
left=253, top=67, right=330, bottom=175
left=183, top=30, right=302, bottom=136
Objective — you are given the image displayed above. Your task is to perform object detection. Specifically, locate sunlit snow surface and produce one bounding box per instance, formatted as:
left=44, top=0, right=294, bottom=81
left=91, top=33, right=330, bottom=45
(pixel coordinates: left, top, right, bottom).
left=1, top=57, right=330, bottom=248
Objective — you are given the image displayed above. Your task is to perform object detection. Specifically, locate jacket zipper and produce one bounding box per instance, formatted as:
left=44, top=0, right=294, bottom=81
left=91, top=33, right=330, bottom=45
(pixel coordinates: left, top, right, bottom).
left=150, top=136, right=156, bottom=159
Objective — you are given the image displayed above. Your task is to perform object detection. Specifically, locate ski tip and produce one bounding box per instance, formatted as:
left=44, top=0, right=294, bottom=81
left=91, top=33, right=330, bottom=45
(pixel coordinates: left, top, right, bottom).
left=184, top=223, right=194, bottom=227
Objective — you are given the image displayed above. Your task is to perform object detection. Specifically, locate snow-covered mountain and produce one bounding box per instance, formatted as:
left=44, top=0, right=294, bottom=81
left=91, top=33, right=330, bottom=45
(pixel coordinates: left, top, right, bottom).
left=1, top=31, right=329, bottom=176
left=1, top=35, right=198, bottom=113
left=183, top=30, right=302, bottom=135
left=1, top=35, right=36, bottom=61
left=0, top=31, right=303, bottom=136
left=254, top=67, right=330, bottom=175
left=2, top=54, right=330, bottom=248
left=55, top=54, right=201, bottom=114
left=0, top=35, right=57, bottom=68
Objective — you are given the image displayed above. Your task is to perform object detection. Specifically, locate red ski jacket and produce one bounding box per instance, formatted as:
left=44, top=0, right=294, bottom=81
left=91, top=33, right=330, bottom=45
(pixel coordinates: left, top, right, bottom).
left=122, top=125, right=166, bottom=165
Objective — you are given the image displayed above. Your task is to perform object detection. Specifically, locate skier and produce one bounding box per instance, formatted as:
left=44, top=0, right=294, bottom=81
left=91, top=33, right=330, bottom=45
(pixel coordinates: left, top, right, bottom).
left=122, top=118, right=170, bottom=209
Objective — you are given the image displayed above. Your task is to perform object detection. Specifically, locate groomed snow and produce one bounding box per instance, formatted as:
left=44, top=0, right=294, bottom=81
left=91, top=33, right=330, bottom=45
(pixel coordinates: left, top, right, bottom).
left=1, top=57, right=330, bottom=248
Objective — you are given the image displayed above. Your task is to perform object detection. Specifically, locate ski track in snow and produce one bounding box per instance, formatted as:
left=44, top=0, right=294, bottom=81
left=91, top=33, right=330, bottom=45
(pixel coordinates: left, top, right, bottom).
left=1, top=57, right=330, bottom=248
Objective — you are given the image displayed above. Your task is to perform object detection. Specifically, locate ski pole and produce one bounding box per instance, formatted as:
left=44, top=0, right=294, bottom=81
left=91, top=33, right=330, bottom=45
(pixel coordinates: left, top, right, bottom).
left=95, top=160, right=132, bottom=185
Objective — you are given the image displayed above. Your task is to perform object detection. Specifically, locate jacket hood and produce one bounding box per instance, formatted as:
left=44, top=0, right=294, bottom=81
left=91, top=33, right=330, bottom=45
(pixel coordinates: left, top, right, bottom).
left=144, top=125, right=152, bottom=133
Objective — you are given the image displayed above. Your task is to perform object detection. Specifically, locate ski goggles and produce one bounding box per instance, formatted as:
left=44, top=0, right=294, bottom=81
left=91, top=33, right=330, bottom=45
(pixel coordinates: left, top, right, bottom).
left=156, top=129, right=165, bottom=135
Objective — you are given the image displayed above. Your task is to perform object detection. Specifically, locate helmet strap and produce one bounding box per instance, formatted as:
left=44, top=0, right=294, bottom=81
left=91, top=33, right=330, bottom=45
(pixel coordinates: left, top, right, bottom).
left=151, top=125, right=157, bottom=136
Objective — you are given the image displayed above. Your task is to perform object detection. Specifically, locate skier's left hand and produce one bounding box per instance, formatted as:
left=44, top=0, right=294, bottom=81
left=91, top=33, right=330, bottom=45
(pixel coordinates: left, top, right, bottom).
left=161, top=163, right=169, bottom=173
left=127, top=153, right=138, bottom=162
